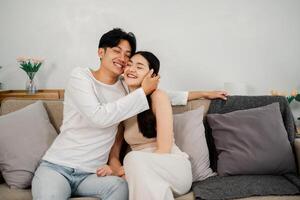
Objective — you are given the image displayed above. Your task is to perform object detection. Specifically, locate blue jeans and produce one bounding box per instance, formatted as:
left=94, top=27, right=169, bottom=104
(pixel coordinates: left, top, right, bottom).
left=32, top=161, right=128, bottom=200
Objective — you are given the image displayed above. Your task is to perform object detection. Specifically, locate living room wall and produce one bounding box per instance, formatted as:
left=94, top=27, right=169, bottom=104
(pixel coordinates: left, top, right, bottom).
left=0, top=0, right=299, bottom=97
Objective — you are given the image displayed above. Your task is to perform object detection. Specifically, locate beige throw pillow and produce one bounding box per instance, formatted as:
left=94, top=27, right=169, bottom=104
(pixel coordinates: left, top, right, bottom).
left=173, top=107, right=216, bottom=182
left=0, top=101, right=57, bottom=189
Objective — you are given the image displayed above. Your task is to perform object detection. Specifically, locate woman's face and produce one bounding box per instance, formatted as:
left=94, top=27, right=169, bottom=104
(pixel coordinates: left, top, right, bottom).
left=124, top=54, right=150, bottom=88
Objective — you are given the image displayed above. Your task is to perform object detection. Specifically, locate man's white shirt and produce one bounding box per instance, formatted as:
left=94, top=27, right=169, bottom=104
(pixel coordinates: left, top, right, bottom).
left=43, top=67, right=188, bottom=173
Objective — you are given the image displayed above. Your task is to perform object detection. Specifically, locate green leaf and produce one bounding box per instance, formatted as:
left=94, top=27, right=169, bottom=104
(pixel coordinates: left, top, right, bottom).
left=287, top=96, right=295, bottom=103
left=18, top=59, right=42, bottom=76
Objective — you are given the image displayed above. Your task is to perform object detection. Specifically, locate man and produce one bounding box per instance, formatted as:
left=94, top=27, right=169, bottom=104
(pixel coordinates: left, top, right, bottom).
left=32, top=28, right=227, bottom=200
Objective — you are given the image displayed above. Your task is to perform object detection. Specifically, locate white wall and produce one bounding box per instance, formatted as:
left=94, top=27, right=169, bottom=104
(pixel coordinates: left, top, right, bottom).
left=0, top=0, right=299, bottom=96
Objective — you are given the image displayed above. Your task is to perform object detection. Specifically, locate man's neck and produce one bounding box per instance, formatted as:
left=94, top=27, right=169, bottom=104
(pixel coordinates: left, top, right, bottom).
left=92, top=66, right=118, bottom=85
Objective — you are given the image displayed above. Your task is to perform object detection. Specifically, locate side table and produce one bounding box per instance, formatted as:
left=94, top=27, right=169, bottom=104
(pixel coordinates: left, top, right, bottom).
left=0, top=89, right=64, bottom=102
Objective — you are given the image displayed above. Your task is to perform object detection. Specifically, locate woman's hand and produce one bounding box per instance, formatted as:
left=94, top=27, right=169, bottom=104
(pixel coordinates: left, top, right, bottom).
left=204, top=91, right=228, bottom=100
left=116, top=166, right=125, bottom=177
left=96, top=165, right=113, bottom=177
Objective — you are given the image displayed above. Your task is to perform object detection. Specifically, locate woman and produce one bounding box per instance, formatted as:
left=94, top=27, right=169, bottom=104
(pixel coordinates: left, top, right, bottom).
left=97, top=51, right=226, bottom=200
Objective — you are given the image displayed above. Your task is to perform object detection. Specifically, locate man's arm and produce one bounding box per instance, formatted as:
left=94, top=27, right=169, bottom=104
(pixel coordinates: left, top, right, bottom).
left=188, top=91, right=228, bottom=100
left=166, top=90, right=228, bottom=106
left=67, top=69, right=158, bottom=129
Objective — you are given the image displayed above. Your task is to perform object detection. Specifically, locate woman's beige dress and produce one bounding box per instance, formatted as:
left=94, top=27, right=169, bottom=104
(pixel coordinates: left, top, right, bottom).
left=123, top=115, right=192, bottom=200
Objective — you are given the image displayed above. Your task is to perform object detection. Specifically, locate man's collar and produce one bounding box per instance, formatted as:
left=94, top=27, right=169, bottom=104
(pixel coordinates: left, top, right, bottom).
left=119, top=75, right=129, bottom=94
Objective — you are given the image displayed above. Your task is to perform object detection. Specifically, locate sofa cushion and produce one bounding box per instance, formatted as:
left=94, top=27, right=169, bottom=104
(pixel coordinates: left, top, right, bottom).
left=0, top=101, right=57, bottom=189
left=192, top=174, right=300, bottom=200
left=0, top=183, right=100, bottom=200
left=207, top=103, right=296, bottom=176
left=1, top=99, right=64, bottom=133
left=173, top=107, right=216, bottom=181
left=205, top=96, right=297, bottom=172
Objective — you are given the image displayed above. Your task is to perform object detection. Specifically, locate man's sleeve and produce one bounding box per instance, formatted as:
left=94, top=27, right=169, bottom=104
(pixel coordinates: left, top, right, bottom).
left=66, top=70, right=149, bottom=128
left=165, top=90, right=188, bottom=106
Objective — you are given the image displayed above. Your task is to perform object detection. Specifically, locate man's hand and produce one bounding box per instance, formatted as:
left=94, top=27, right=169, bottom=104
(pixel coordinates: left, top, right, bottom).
left=142, top=69, right=160, bottom=95
left=96, top=165, right=113, bottom=177
left=204, top=91, right=228, bottom=100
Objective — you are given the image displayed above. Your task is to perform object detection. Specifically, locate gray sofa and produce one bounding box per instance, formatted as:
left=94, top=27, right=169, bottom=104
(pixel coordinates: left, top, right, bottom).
left=0, top=98, right=300, bottom=200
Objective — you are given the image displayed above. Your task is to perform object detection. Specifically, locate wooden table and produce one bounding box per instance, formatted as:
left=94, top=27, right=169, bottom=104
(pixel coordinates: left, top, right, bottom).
left=0, top=89, right=64, bottom=102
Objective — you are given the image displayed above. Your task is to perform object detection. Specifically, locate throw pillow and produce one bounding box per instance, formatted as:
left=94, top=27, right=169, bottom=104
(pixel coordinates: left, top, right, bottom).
left=0, top=101, right=57, bottom=189
left=173, top=107, right=216, bottom=181
left=207, top=103, right=296, bottom=176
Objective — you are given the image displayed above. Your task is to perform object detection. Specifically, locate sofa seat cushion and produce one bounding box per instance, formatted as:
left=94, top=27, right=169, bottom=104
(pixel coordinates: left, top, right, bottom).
left=0, top=184, right=99, bottom=200
left=192, top=174, right=300, bottom=200
left=0, top=183, right=194, bottom=200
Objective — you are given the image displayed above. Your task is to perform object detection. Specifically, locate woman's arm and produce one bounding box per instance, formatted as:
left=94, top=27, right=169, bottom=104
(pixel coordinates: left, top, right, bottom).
left=97, top=123, right=125, bottom=177
left=151, top=89, right=174, bottom=154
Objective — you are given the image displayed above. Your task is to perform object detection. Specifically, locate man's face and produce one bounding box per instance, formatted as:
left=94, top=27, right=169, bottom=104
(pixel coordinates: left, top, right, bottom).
left=98, top=40, right=132, bottom=77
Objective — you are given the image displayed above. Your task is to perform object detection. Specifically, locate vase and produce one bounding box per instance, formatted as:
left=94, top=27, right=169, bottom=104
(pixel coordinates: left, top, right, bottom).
left=26, top=77, right=37, bottom=94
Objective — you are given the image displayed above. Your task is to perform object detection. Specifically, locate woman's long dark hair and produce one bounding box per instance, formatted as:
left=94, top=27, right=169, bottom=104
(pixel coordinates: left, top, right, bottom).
left=135, top=51, right=160, bottom=138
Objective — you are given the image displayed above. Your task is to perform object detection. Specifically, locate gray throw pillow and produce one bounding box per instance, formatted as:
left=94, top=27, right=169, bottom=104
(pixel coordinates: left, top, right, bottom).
left=0, top=101, right=57, bottom=189
left=207, top=103, right=296, bottom=176
left=173, top=107, right=216, bottom=181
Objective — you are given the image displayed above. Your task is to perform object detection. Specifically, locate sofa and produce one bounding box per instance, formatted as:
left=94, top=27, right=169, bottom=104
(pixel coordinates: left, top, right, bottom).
left=0, top=97, right=300, bottom=200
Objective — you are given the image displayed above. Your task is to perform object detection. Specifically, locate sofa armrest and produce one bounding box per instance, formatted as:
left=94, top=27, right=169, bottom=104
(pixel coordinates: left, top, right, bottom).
left=294, top=138, right=300, bottom=174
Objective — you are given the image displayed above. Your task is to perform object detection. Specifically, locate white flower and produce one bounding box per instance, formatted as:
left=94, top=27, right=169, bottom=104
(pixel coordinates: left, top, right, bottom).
left=16, top=56, right=29, bottom=63
left=291, top=89, right=298, bottom=97
left=32, top=58, right=44, bottom=64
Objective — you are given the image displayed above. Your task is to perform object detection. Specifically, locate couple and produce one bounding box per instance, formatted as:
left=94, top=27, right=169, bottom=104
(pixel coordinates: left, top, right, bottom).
left=32, top=28, right=227, bottom=200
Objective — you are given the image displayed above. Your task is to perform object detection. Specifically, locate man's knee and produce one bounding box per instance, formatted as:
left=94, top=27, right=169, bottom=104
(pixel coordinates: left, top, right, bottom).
left=112, top=177, right=128, bottom=193
left=103, top=176, right=128, bottom=200
left=32, top=166, right=71, bottom=200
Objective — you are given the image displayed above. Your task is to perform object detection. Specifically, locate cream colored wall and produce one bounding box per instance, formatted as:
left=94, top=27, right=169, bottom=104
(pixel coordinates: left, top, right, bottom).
left=0, top=0, right=299, bottom=119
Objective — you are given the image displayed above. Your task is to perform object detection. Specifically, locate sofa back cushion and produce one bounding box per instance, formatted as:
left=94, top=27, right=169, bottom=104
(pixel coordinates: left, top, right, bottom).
left=1, top=98, right=211, bottom=132
left=1, top=98, right=64, bottom=133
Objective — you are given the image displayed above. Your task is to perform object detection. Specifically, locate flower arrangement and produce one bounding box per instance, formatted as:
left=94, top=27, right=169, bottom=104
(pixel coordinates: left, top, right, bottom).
left=17, top=56, right=44, bottom=93
left=287, top=89, right=300, bottom=104
left=17, top=57, right=44, bottom=80
left=287, top=90, right=300, bottom=121
left=271, top=89, right=300, bottom=120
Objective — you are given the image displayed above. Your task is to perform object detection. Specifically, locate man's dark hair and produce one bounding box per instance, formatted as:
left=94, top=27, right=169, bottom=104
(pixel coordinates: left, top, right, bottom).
left=98, top=28, right=136, bottom=56
left=135, top=51, right=160, bottom=138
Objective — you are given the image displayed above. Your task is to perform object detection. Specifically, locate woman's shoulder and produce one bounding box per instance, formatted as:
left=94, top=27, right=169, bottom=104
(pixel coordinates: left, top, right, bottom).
left=150, top=89, right=170, bottom=102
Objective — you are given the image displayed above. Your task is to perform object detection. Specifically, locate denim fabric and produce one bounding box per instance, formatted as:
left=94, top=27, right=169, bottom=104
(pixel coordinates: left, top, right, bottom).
left=32, top=160, right=128, bottom=200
